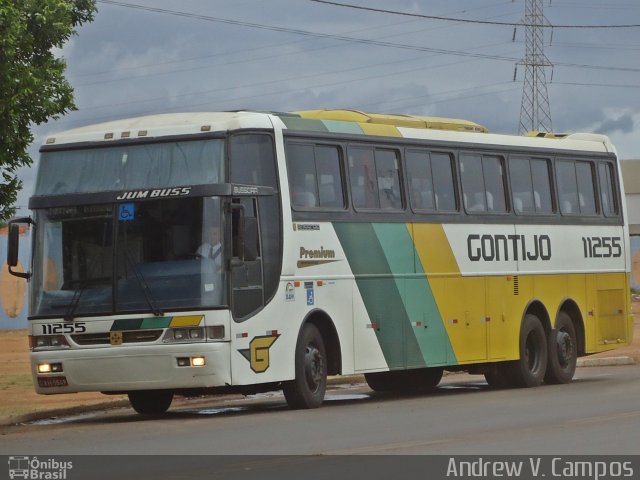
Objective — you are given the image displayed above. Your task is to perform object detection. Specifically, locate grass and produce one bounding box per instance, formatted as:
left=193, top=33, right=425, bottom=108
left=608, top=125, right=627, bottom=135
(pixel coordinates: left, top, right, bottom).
left=0, top=373, right=33, bottom=391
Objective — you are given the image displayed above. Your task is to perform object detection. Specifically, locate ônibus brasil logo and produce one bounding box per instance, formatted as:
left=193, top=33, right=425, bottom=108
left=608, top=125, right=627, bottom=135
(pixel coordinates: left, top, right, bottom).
left=8, top=456, right=73, bottom=479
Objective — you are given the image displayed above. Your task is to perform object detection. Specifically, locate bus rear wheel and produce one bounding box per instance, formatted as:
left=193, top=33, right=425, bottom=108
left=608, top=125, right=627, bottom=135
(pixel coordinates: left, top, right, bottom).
left=283, top=324, right=327, bottom=409
left=128, top=390, right=174, bottom=415
left=544, top=312, right=577, bottom=384
left=508, top=314, right=548, bottom=387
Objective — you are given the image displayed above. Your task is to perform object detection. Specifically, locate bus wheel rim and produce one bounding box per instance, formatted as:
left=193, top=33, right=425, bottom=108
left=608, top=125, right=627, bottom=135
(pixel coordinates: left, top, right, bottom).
left=304, top=344, right=324, bottom=393
left=556, top=330, right=574, bottom=369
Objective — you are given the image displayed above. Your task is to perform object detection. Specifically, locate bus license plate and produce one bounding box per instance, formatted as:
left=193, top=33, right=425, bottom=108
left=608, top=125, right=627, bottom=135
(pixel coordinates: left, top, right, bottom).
left=37, top=376, right=68, bottom=388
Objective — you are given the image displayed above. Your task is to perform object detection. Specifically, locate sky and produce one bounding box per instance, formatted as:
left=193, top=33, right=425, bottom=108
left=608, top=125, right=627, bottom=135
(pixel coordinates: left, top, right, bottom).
left=15, top=0, right=640, bottom=214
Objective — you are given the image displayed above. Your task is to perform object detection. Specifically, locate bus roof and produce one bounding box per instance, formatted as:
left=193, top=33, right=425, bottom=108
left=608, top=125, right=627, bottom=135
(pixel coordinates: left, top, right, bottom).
left=42, top=110, right=615, bottom=155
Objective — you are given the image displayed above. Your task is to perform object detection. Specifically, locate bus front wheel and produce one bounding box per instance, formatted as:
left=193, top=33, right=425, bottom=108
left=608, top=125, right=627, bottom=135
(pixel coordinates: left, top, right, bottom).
left=544, top=312, right=577, bottom=384
left=128, top=390, right=174, bottom=415
left=283, top=324, right=327, bottom=409
left=509, top=314, right=548, bottom=387
left=484, top=363, right=512, bottom=389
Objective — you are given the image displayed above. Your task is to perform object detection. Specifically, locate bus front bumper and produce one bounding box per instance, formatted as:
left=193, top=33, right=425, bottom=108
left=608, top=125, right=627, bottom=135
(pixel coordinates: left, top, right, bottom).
left=30, top=342, right=231, bottom=394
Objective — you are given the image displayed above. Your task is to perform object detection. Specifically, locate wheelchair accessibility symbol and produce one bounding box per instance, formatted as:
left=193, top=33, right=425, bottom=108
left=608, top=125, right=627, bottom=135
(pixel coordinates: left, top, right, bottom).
left=118, top=203, right=135, bottom=221
left=306, top=287, right=314, bottom=306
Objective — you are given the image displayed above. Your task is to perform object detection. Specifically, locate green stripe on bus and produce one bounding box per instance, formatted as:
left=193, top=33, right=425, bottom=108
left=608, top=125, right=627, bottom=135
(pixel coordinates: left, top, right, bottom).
left=334, top=222, right=422, bottom=369
left=141, top=317, right=173, bottom=329
left=111, top=317, right=173, bottom=331
left=321, top=120, right=364, bottom=135
left=372, top=224, right=456, bottom=366
left=110, top=318, right=144, bottom=331
left=279, top=117, right=329, bottom=132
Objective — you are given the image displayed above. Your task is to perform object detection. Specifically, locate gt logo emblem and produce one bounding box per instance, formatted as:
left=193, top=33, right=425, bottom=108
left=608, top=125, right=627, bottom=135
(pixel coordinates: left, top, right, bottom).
left=110, top=331, right=123, bottom=345
left=238, top=334, right=279, bottom=373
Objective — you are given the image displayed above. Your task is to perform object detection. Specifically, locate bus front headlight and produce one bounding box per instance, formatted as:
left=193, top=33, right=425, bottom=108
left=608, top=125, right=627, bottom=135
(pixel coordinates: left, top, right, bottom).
left=29, top=335, right=70, bottom=351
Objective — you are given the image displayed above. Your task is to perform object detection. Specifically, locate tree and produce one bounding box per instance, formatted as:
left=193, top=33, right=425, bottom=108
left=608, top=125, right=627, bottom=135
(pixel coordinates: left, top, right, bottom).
left=0, top=0, right=96, bottom=221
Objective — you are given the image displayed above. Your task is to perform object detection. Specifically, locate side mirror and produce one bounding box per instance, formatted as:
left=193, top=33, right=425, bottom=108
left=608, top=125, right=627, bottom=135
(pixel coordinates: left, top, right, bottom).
left=7, top=224, right=20, bottom=267
left=6, top=218, right=32, bottom=279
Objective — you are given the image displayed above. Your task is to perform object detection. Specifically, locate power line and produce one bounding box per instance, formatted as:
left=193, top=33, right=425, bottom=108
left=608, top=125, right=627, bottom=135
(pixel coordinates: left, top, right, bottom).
left=310, top=0, right=640, bottom=28
left=74, top=6, right=425, bottom=80
left=95, top=1, right=640, bottom=75
left=552, top=81, right=640, bottom=89
left=95, top=1, right=521, bottom=62
left=78, top=2, right=515, bottom=87
left=65, top=49, right=523, bottom=125
left=77, top=40, right=516, bottom=111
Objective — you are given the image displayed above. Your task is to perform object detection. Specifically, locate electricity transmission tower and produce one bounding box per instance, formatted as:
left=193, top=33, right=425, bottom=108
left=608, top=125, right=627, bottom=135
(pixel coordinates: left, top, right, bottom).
left=515, top=0, right=553, bottom=134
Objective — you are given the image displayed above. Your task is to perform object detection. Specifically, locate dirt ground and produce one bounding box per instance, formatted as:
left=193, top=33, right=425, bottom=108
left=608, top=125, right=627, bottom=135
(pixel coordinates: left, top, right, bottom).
left=1, top=303, right=638, bottom=423
left=0, top=330, right=127, bottom=420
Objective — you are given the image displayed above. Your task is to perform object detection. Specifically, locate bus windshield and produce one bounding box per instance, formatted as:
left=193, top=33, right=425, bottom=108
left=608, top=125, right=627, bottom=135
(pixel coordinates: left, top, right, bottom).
left=35, top=139, right=225, bottom=195
left=31, top=196, right=226, bottom=318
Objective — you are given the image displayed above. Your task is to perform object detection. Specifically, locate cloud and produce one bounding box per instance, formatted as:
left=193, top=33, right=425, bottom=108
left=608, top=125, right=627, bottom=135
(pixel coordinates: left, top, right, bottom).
left=595, top=112, right=636, bottom=135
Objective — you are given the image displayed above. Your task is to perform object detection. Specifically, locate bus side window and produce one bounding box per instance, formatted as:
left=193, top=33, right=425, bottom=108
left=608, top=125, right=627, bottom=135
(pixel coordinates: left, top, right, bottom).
left=375, top=149, right=402, bottom=210
left=576, top=161, right=596, bottom=215
left=349, top=146, right=378, bottom=209
left=531, top=158, right=553, bottom=213
left=431, top=153, right=457, bottom=212
left=599, top=162, right=618, bottom=216
left=556, top=160, right=579, bottom=215
left=460, top=154, right=486, bottom=212
left=510, top=157, right=534, bottom=214
left=285, top=143, right=345, bottom=210
left=483, top=156, right=507, bottom=213
left=286, top=143, right=318, bottom=208
left=406, top=149, right=435, bottom=211
left=315, top=145, right=345, bottom=209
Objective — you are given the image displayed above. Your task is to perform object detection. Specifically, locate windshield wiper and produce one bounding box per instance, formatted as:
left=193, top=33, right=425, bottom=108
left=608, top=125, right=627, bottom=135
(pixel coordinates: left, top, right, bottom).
left=64, top=254, right=102, bottom=321
left=124, top=249, right=163, bottom=317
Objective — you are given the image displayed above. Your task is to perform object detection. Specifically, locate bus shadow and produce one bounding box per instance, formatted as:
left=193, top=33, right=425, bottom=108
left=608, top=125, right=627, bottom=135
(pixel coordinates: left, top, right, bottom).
left=27, top=374, right=614, bottom=426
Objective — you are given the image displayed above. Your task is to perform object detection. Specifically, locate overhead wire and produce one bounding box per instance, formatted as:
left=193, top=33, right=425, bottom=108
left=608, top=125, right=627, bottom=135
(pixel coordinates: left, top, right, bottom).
left=74, top=0, right=640, bottom=128
left=309, top=0, right=640, bottom=28
left=73, top=42, right=523, bottom=123
left=80, top=2, right=517, bottom=88
left=93, top=1, right=640, bottom=77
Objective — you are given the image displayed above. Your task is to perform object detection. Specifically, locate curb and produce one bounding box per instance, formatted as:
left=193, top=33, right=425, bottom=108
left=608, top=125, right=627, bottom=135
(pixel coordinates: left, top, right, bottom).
left=577, top=356, right=636, bottom=367
left=0, top=399, right=130, bottom=428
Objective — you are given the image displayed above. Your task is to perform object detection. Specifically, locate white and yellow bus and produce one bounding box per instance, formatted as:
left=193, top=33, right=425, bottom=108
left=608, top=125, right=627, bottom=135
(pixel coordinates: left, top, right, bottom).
left=7, top=109, right=633, bottom=414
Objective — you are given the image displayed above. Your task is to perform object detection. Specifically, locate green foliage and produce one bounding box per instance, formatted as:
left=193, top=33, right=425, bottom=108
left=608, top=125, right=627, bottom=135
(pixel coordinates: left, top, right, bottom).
left=0, top=0, right=96, bottom=221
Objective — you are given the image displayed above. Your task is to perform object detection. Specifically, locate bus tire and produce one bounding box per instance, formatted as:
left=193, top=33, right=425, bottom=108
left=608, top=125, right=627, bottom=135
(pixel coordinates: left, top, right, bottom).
left=413, top=367, right=444, bottom=391
left=484, top=363, right=512, bottom=389
left=544, top=312, right=577, bottom=384
left=508, top=314, right=548, bottom=387
left=128, top=390, right=173, bottom=415
left=283, top=324, right=327, bottom=409
left=364, top=372, right=395, bottom=392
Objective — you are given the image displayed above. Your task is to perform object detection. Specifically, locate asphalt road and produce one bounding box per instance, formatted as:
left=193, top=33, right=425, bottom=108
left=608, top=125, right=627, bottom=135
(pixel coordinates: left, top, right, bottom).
left=2, top=366, right=640, bottom=456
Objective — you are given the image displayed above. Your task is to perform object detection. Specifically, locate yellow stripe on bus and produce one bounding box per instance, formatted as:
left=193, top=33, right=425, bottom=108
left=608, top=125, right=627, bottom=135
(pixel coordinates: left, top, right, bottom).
left=169, top=315, right=204, bottom=327
left=358, top=123, right=402, bottom=137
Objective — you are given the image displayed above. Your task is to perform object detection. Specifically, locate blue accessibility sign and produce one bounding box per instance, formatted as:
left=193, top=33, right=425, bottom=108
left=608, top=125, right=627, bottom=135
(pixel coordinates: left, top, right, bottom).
left=306, top=287, right=314, bottom=306
left=118, top=203, right=135, bottom=221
